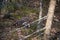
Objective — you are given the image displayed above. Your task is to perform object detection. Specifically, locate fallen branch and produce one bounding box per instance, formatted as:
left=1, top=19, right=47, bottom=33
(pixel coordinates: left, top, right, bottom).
left=9, top=16, right=47, bottom=33
left=24, top=27, right=45, bottom=39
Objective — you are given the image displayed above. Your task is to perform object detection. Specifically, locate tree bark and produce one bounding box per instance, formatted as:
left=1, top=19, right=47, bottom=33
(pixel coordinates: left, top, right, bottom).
left=44, top=0, right=56, bottom=40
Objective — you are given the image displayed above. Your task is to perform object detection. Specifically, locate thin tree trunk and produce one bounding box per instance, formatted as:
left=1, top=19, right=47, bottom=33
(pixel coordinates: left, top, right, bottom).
left=44, top=0, right=56, bottom=40
left=37, top=0, right=42, bottom=29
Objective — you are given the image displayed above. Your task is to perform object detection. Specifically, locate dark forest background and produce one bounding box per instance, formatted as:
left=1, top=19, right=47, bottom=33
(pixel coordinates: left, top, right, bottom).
left=0, top=0, right=60, bottom=40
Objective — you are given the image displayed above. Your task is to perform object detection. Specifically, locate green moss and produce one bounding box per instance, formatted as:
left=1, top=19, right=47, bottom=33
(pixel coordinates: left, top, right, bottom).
left=16, top=16, right=21, bottom=19
left=19, top=6, right=39, bottom=13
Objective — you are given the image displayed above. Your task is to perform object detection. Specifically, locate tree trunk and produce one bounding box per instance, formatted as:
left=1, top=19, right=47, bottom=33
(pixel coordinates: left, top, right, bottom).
left=37, top=0, right=42, bottom=29
left=44, top=0, right=56, bottom=40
